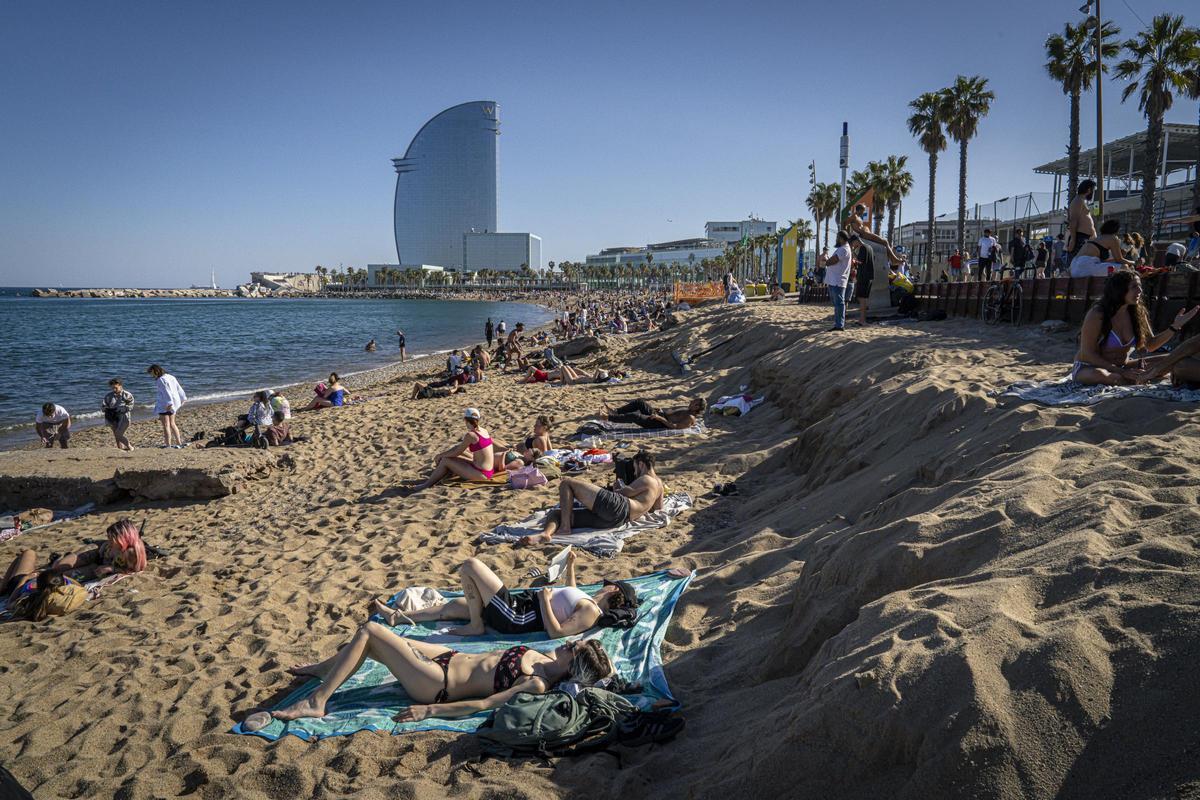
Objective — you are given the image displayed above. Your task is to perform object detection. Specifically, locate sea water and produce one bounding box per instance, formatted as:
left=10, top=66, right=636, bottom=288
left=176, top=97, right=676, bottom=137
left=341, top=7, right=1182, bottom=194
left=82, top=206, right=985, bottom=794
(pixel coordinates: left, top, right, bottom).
left=0, top=292, right=554, bottom=445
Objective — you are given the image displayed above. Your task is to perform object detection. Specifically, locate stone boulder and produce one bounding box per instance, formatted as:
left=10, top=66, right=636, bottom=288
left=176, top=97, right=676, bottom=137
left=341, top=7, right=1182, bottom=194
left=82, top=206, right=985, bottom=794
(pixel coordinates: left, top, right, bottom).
left=0, top=448, right=276, bottom=510
left=553, top=336, right=605, bottom=360
left=1041, top=319, right=1070, bottom=334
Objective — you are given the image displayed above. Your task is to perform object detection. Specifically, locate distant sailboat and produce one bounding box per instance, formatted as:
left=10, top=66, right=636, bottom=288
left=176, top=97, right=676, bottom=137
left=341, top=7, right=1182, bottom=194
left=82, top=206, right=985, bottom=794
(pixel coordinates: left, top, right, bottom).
left=191, top=270, right=219, bottom=290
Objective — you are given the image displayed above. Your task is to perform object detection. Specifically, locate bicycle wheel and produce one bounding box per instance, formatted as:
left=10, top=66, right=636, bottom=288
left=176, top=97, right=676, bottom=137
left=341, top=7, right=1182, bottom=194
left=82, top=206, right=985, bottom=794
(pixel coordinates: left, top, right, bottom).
left=1007, top=283, right=1023, bottom=324
left=981, top=284, right=1003, bottom=324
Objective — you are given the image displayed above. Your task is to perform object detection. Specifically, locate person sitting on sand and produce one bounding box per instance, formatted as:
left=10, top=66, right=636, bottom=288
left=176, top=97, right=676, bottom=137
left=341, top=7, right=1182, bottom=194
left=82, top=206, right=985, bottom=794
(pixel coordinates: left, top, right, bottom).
left=2, top=519, right=148, bottom=606
left=520, top=450, right=663, bottom=545
left=268, top=390, right=291, bottom=420
left=237, top=390, right=274, bottom=433
left=407, top=407, right=496, bottom=491
left=369, top=552, right=638, bottom=637
left=34, top=403, right=71, bottom=449
left=470, top=345, right=490, bottom=382
left=496, top=414, right=554, bottom=469
left=102, top=378, right=134, bottom=451
left=845, top=203, right=906, bottom=266
left=258, top=633, right=613, bottom=725
left=1070, top=270, right=1200, bottom=386
left=299, top=373, right=349, bottom=411
left=264, top=410, right=292, bottom=446
left=410, top=380, right=466, bottom=400
left=601, top=397, right=705, bottom=430
left=1069, top=219, right=1135, bottom=278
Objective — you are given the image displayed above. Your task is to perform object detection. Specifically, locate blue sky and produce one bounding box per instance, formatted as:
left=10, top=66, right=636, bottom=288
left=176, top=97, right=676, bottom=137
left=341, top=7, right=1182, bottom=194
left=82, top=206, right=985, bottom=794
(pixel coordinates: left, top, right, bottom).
left=1, top=0, right=1196, bottom=287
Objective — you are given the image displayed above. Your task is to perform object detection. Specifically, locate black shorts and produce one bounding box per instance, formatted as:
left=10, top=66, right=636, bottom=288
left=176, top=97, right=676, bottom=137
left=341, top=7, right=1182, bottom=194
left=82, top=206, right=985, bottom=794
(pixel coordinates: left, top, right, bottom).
left=481, top=586, right=543, bottom=635
left=855, top=278, right=873, bottom=299
left=554, top=488, right=631, bottom=530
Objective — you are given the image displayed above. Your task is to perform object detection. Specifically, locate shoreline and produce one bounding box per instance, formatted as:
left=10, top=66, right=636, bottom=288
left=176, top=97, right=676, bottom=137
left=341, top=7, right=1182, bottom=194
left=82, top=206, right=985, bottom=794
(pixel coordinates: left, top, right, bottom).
left=20, top=287, right=585, bottom=301
left=0, top=312, right=560, bottom=452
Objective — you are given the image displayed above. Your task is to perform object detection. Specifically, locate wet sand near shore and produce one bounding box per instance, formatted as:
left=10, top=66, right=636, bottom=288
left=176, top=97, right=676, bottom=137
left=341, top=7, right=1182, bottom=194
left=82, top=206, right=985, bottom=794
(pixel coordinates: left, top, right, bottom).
left=4, top=302, right=1200, bottom=799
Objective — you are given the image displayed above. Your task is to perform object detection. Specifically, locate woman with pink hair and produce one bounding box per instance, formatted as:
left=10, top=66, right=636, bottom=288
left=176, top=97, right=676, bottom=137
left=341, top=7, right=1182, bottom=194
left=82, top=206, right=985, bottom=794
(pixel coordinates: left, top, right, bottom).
left=1, top=519, right=148, bottom=605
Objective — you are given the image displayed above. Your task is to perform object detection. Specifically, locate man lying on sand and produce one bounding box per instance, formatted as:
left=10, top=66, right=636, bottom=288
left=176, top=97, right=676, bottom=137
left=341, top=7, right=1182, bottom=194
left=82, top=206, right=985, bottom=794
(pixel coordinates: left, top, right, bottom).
left=370, top=552, right=638, bottom=637
left=520, top=449, right=663, bottom=545
left=258, top=636, right=613, bottom=725
left=410, top=380, right=466, bottom=400
left=522, top=364, right=610, bottom=385
left=601, top=397, right=705, bottom=430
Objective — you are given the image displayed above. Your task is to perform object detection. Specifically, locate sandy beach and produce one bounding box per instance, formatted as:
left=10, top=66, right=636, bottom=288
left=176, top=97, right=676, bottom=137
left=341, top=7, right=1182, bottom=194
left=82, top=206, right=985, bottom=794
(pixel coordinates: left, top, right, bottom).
left=3, top=300, right=1200, bottom=799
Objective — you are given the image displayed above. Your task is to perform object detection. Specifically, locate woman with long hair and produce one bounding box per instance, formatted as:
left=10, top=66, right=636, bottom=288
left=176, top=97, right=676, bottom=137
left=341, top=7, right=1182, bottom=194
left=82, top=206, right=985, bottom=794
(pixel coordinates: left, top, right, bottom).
left=147, top=364, right=186, bottom=447
left=1070, top=270, right=1199, bottom=386
left=407, top=408, right=496, bottom=491
left=252, top=634, right=613, bottom=726
left=2, top=519, right=148, bottom=605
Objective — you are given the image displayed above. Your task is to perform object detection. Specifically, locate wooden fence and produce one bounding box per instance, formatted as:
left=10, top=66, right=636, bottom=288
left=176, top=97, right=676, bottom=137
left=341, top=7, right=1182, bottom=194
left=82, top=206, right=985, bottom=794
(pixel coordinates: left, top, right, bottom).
left=910, top=272, right=1200, bottom=329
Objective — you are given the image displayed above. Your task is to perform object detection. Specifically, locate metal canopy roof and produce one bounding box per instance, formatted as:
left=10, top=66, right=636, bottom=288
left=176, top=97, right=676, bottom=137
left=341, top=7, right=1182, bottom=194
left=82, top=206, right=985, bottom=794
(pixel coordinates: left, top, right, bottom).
left=1032, top=123, right=1197, bottom=177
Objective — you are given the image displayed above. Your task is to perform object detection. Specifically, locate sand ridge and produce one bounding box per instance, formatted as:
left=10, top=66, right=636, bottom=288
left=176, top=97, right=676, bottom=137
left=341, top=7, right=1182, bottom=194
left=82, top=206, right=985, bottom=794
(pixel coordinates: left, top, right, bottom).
left=3, top=302, right=1200, bottom=799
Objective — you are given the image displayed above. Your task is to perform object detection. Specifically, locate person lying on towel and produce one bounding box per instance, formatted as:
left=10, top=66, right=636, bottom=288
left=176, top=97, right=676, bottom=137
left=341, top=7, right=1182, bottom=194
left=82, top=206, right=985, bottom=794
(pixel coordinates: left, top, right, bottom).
left=369, top=551, right=640, bottom=637
left=260, top=637, right=614, bottom=725
left=600, top=397, right=705, bottom=430
left=520, top=449, right=664, bottom=545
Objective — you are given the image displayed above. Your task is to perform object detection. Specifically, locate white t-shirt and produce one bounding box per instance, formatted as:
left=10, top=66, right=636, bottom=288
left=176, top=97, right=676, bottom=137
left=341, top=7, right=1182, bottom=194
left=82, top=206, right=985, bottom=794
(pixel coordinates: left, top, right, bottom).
left=825, top=245, right=853, bottom=288
left=35, top=404, right=69, bottom=424
left=978, top=236, right=997, bottom=259
left=1166, top=243, right=1186, bottom=258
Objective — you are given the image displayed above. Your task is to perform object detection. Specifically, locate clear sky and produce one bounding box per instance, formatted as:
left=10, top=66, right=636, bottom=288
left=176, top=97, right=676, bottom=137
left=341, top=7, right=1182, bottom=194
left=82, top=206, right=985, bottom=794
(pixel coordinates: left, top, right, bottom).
left=1, top=0, right=1196, bottom=287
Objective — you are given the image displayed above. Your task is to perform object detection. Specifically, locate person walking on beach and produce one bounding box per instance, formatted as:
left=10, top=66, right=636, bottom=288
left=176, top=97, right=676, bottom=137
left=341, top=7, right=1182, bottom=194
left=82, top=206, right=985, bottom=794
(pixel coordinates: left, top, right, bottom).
left=849, top=234, right=874, bottom=326
left=1066, top=179, right=1098, bottom=261
left=977, top=229, right=998, bottom=282
left=396, top=329, right=406, bottom=361
left=102, top=378, right=134, bottom=450
left=497, top=320, right=506, bottom=340
left=34, top=403, right=71, bottom=448
left=824, top=230, right=853, bottom=332
left=1008, top=228, right=1030, bottom=278
left=485, top=318, right=494, bottom=349
left=148, top=364, right=186, bottom=448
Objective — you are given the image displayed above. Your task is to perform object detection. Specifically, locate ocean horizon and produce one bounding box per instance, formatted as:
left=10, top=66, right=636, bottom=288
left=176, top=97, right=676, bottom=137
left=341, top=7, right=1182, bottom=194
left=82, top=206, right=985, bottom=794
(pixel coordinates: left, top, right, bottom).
left=0, top=293, right=554, bottom=447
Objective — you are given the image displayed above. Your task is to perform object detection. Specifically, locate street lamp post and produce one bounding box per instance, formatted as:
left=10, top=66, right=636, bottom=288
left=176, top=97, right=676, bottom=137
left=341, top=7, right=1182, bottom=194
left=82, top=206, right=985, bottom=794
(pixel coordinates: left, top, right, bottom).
left=1081, top=0, right=1105, bottom=214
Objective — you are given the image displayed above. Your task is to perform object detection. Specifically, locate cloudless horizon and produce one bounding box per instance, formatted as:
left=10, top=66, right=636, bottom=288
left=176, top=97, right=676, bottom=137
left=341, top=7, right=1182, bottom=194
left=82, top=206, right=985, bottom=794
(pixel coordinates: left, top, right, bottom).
left=1, top=0, right=1196, bottom=288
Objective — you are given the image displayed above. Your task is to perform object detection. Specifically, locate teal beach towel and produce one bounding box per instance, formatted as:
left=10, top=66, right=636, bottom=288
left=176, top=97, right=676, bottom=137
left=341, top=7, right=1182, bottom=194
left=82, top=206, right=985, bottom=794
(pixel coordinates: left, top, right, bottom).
left=232, top=570, right=692, bottom=742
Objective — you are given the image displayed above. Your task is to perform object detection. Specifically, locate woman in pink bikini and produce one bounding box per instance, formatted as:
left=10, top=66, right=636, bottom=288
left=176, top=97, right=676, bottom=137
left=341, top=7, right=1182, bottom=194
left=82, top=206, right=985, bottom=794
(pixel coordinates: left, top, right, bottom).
left=408, top=407, right=497, bottom=491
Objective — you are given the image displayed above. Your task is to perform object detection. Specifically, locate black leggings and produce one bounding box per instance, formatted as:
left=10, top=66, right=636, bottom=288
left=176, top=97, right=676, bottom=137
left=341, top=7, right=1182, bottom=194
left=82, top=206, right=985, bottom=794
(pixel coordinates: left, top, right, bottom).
left=608, top=399, right=666, bottom=429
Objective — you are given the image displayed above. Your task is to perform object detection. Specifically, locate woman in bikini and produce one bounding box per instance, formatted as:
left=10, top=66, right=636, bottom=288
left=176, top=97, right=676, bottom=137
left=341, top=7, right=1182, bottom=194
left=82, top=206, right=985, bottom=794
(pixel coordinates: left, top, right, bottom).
left=369, top=553, right=639, bottom=638
left=249, top=634, right=612, bottom=726
left=498, top=414, right=554, bottom=470
left=1070, top=270, right=1199, bottom=386
left=1069, top=219, right=1134, bottom=278
left=408, top=407, right=496, bottom=491
left=2, top=519, right=148, bottom=605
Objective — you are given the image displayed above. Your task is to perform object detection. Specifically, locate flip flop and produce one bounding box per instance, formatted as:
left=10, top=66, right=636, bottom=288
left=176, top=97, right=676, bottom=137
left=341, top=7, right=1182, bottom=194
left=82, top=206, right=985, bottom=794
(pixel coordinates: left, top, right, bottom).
left=241, top=711, right=273, bottom=733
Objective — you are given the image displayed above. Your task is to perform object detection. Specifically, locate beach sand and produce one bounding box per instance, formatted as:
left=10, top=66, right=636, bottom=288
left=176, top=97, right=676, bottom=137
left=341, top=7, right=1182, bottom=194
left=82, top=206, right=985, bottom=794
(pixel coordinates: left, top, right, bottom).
left=3, top=301, right=1200, bottom=799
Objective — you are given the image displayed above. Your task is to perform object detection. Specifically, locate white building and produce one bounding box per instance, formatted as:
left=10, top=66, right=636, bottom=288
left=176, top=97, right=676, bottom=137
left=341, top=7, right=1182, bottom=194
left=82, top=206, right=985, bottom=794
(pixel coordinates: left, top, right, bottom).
left=704, top=219, right=776, bottom=243
left=368, top=263, right=444, bottom=286
left=584, top=238, right=725, bottom=270
left=463, top=232, right=542, bottom=272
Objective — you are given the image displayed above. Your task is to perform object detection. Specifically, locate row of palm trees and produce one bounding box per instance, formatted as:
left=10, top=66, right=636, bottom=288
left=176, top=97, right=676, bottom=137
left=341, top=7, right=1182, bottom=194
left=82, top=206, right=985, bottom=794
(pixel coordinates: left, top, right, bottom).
left=805, top=157, right=915, bottom=271
left=901, top=12, right=1199, bottom=277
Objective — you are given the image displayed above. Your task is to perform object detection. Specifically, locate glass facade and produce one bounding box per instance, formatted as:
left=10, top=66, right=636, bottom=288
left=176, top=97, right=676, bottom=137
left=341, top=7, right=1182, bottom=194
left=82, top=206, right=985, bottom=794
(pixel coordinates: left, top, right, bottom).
left=393, top=101, right=499, bottom=269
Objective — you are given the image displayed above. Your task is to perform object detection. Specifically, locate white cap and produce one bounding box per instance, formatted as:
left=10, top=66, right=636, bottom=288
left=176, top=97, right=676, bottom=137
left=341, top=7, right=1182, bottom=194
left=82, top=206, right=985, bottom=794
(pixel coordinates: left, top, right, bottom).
left=464, top=407, right=481, bottom=420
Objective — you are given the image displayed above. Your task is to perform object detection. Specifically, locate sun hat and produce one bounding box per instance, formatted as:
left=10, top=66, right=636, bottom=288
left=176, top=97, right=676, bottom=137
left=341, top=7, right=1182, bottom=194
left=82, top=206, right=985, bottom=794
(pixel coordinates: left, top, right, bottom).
left=464, top=407, right=481, bottom=420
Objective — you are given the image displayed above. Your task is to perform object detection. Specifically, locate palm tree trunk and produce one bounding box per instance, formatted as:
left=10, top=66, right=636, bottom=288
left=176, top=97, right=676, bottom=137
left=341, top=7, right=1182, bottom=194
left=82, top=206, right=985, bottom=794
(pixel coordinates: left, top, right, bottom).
left=1140, top=107, right=1163, bottom=242
left=1067, top=88, right=1081, bottom=205
left=956, top=138, right=968, bottom=255
left=813, top=214, right=820, bottom=278
left=927, top=152, right=938, bottom=280
left=1193, top=93, right=1200, bottom=212
left=887, top=202, right=897, bottom=244
left=824, top=215, right=831, bottom=252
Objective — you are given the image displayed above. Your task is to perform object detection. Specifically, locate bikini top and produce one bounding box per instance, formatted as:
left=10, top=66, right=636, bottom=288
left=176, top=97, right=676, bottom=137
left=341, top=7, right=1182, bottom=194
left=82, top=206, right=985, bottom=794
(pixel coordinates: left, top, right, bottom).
left=468, top=434, right=493, bottom=453
left=1103, top=329, right=1135, bottom=349
left=1086, top=239, right=1111, bottom=260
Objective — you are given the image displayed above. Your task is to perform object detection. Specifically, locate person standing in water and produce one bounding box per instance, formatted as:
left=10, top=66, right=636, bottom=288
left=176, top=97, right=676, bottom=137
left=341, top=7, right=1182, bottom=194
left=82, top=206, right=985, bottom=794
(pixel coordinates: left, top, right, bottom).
left=485, top=317, right=494, bottom=348
left=396, top=329, right=406, bottom=361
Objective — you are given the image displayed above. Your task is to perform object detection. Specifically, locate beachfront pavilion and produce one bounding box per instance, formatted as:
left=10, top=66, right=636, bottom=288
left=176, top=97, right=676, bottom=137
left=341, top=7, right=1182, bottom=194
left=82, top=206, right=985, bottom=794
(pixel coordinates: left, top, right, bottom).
left=897, top=124, right=1198, bottom=278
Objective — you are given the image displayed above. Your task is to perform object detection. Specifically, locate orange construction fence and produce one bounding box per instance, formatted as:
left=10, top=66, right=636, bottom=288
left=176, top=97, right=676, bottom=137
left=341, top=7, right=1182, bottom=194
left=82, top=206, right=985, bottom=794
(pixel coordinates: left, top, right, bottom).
left=673, top=281, right=725, bottom=305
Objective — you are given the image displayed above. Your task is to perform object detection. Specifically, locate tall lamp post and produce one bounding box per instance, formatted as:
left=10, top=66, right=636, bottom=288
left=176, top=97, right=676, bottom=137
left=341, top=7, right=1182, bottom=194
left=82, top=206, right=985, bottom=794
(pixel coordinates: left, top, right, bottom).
left=1080, top=0, right=1105, bottom=215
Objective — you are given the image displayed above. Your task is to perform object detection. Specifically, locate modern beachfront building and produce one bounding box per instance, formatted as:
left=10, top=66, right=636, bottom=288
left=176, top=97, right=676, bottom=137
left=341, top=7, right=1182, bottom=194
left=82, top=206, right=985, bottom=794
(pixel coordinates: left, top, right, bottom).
left=392, top=102, right=499, bottom=270
left=704, top=219, right=777, bottom=243
left=584, top=238, right=725, bottom=270
left=463, top=232, right=542, bottom=272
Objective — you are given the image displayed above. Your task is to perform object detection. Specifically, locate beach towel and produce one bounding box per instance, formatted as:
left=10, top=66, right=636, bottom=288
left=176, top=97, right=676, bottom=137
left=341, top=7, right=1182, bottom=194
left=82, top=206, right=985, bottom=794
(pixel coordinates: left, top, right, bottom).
left=231, top=570, right=693, bottom=743
left=572, top=419, right=707, bottom=441
left=477, top=493, right=693, bottom=557
left=0, top=503, right=96, bottom=544
left=994, top=377, right=1200, bottom=407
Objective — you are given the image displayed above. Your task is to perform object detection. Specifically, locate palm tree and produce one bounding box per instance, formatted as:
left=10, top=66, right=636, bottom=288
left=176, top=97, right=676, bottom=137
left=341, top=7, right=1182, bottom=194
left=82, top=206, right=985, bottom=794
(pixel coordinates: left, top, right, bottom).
left=908, top=91, right=950, bottom=277
left=1044, top=19, right=1122, bottom=208
left=792, top=220, right=814, bottom=278
left=1114, top=14, right=1200, bottom=239
left=943, top=75, right=995, bottom=255
left=881, top=155, right=914, bottom=245
left=806, top=186, right=824, bottom=267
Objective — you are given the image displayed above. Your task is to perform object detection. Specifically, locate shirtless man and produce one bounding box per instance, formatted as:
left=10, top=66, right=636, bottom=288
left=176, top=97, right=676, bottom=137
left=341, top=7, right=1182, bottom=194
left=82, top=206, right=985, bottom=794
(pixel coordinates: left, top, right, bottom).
left=601, top=397, right=705, bottom=430
left=1065, top=179, right=1098, bottom=260
left=520, top=450, right=664, bottom=544
left=844, top=204, right=905, bottom=266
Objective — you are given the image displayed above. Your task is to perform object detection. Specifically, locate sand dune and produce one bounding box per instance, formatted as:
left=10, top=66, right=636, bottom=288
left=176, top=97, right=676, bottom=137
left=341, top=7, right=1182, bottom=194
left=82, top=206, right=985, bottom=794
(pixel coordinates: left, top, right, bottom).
left=3, top=302, right=1199, bottom=799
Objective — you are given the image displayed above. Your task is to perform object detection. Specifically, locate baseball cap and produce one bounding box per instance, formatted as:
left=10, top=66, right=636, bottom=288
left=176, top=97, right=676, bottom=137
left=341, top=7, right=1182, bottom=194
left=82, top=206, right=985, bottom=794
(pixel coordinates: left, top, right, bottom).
left=464, top=407, right=481, bottom=420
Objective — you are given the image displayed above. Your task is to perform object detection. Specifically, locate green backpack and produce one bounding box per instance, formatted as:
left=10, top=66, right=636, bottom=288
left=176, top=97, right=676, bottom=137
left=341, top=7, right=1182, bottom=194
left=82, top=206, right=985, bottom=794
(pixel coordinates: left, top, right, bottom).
left=475, top=687, right=637, bottom=760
